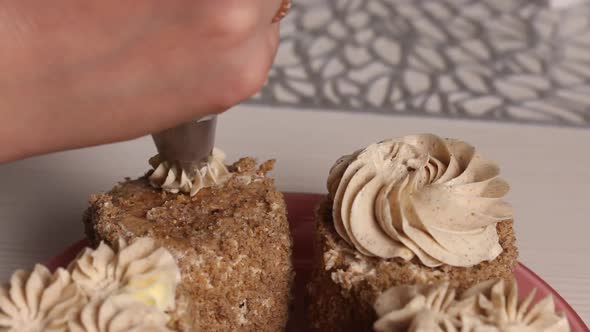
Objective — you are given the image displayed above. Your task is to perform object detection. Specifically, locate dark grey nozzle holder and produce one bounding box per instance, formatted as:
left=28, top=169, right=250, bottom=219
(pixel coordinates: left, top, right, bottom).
left=151, top=115, right=217, bottom=177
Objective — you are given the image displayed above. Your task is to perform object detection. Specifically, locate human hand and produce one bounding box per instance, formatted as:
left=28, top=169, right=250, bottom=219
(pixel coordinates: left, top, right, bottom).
left=0, top=0, right=284, bottom=162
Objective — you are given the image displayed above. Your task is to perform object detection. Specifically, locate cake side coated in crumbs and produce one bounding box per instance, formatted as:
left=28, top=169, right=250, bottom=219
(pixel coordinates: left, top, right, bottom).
left=84, top=158, right=293, bottom=332
left=307, top=198, right=518, bottom=332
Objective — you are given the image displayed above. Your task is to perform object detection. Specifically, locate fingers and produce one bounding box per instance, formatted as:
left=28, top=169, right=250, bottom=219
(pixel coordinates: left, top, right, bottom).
left=190, top=0, right=282, bottom=40
left=206, top=25, right=280, bottom=111
left=103, top=1, right=282, bottom=133
left=267, top=23, right=281, bottom=60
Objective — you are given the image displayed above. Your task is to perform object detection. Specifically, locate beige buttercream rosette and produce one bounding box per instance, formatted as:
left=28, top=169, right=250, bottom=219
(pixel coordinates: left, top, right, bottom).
left=328, top=134, right=513, bottom=267
left=374, top=279, right=570, bottom=332
left=0, top=238, right=179, bottom=332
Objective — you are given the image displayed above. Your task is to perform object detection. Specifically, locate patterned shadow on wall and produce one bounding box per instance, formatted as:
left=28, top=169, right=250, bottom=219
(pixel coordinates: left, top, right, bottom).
left=248, top=0, right=590, bottom=128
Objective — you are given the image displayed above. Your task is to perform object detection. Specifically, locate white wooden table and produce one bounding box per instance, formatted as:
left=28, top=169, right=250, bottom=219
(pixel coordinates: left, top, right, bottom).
left=0, top=106, right=589, bottom=325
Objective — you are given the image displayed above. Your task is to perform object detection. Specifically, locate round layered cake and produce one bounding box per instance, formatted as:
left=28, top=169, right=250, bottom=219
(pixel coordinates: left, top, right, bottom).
left=307, top=134, right=518, bottom=331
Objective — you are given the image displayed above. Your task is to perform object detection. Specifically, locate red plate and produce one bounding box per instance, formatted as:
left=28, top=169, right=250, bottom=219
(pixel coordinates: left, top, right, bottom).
left=47, top=193, right=588, bottom=331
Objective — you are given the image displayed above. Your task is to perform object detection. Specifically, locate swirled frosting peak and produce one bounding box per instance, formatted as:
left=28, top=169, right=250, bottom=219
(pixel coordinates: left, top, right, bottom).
left=373, top=283, right=464, bottom=332
left=374, top=279, right=570, bottom=332
left=149, top=148, right=231, bottom=196
left=1, top=238, right=180, bottom=332
left=68, top=295, right=172, bottom=332
left=327, top=134, right=513, bottom=267
left=461, top=279, right=570, bottom=332
left=69, top=238, right=180, bottom=312
left=0, top=265, right=86, bottom=332
left=0, top=238, right=180, bottom=332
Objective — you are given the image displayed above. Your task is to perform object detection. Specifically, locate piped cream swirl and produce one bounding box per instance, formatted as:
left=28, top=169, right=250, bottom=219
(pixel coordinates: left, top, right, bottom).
left=149, top=148, right=231, bottom=196
left=373, top=279, right=570, bottom=332
left=328, top=134, right=513, bottom=267
left=68, top=295, right=172, bottom=332
left=373, top=283, right=464, bottom=332
left=0, top=265, right=86, bottom=332
left=68, top=238, right=180, bottom=312
left=0, top=238, right=181, bottom=332
left=461, top=279, right=570, bottom=332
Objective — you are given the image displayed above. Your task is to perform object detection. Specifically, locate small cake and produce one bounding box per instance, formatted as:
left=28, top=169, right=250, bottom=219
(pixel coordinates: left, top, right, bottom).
left=307, top=134, right=518, bottom=331
left=373, top=279, right=570, bottom=331
left=0, top=237, right=181, bottom=332
left=83, top=152, right=293, bottom=331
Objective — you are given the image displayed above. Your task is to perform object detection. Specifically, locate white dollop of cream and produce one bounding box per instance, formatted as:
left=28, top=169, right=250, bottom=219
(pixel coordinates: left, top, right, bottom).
left=373, top=279, right=570, bottom=332
left=68, top=295, right=172, bottom=332
left=148, top=148, right=232, bottom=196
left=68, top=238, right=180, bottom=312
left=328, top=134, right=513, bottom=267
left=0, top=265, right=86, bottom=332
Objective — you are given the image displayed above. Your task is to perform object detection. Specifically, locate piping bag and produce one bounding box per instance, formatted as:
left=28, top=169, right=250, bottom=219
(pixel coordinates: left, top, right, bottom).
left=151, top=115, right=217, bottom=177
